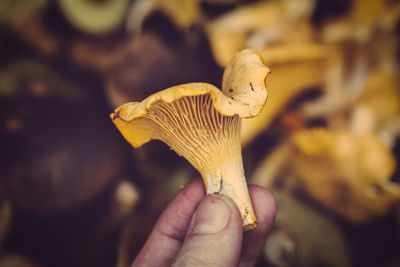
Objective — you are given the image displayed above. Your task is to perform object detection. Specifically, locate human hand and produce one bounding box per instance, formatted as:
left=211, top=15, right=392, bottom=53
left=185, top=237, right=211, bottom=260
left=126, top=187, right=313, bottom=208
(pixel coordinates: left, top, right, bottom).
left=132, top=178, right=277, bottom=266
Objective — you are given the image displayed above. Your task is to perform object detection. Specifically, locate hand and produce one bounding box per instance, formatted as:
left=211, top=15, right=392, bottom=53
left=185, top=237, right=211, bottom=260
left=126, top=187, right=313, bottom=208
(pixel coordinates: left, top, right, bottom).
left=132, top=178, right=277, bottom=266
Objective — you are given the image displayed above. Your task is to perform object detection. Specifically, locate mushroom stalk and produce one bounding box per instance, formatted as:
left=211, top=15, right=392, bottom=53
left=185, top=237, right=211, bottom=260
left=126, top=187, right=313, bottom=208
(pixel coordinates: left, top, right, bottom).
left=202, top=151, right=257, bottom=230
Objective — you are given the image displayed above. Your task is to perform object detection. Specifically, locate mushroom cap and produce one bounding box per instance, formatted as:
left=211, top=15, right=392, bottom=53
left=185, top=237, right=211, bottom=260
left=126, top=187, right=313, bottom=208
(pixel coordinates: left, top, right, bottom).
left=111, top=49, right=270, bottom=148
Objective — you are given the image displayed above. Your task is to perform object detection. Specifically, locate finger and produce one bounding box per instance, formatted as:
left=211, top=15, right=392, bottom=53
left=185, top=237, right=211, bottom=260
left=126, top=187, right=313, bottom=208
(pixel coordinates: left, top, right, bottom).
left=132, top=178, right=205, bottom=267
left=239, top=185, right=277, bottom=267
left=172, top=194, right=243, bottom=267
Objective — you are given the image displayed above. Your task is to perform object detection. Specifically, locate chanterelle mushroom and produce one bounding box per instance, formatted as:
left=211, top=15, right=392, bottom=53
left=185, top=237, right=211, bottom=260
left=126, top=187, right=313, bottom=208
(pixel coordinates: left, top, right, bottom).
left=110, top=49, right=270, bottom=230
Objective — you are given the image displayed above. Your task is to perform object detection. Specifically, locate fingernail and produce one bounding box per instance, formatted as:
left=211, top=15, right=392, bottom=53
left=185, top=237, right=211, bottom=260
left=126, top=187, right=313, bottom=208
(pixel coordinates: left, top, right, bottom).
left=191, top=195, right=231, bottom=234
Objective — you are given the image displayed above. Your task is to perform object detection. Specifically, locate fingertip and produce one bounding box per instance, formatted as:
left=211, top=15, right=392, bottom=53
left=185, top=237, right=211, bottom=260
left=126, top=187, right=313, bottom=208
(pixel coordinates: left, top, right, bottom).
left=173, top=194, right=243, bottom=266
left=238, top=185, right=277, bottom=266
left=189, top=194, right=234, bottom=235
left=212, top=194, right=243, bottom=227
left=184, top=177, right=204, bottom=190
left=185, top=193, right=243, bottom=238
left=178, top=177, right=205, bottom=200
left=157, top=178, right=205, bottom=240
left=249, top=185, right=277, bottom=231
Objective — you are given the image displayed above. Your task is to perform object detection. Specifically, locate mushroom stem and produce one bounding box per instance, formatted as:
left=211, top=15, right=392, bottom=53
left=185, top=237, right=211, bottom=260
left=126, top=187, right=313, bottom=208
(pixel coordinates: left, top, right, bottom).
left=202, top=152, right=257, bottom=230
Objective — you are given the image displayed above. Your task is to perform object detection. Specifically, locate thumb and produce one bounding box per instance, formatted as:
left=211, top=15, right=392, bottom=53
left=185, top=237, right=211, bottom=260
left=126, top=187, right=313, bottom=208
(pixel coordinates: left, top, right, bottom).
left=172, top=194, right=243, bottom=266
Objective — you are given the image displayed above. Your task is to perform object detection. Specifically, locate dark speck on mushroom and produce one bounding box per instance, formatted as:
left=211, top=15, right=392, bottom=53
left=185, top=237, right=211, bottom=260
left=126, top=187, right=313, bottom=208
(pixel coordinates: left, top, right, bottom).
left=250, top=82, right=254, bottom=91
left=229, top=88, right=234, bottom=93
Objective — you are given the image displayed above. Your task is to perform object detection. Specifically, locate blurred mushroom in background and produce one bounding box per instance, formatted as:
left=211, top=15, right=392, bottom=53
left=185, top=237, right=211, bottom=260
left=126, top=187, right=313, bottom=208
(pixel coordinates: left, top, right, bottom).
left=0, top=200, right=11, bottom=247
left=253, top=128, right=400, bottom=223
left=263, top=192, right=350, bottom=267
left=0, top=0, right=47, bottom=25
left=301, top=0, right=400, bottom=121
left=206, top=0, right=317, bottom=66
left=0, top=254, right=40, bottom=267
left=0, top=60, right=127, bottom=214
left=100, top=179, right=140, bottom=231
left=290, top=129, right=400, bottom=223
left=57, top=0, right=130, bottom=35
left=0, top=0, right=62, bottom=58
left=126, top=0, right=202, bottom=34
left=350, top=70, right=400, bottom=147
left=103, top=32, right=220, bottom=108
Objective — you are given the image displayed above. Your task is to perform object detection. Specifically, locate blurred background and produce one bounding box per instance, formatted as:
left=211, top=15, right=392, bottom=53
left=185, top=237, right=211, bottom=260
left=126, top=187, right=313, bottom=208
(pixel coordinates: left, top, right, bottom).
left=0, top=0, right=399, bottom=266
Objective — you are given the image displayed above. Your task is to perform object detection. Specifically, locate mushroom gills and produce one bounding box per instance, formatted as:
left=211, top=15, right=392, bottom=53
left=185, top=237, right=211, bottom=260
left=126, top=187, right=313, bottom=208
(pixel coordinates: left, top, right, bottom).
left=143, top=94, right=257, bottom=229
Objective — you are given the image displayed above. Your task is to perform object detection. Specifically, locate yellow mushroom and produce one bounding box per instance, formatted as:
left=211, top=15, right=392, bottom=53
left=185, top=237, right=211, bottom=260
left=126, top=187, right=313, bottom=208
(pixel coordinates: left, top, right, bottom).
left=252, top=128, right=400, bottom=223
left=241, top=42, right=331, bottom=145
left=57, top=0, right=130, bottom=35
left=110, top=49, right=270, bottom=230
left=291, top=129, right=399, bottom=223
left=205, top=0, right=315, bottom=67
left=126, top=0, right=201, bottom=34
